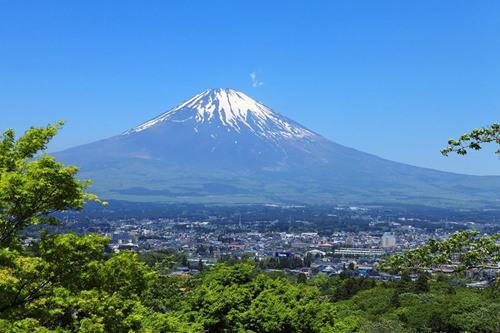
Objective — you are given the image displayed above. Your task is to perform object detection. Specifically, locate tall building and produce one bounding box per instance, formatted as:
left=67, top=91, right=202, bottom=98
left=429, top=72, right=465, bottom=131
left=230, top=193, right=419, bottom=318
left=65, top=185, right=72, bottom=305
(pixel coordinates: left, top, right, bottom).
left=381, top=232, right=396, bottom=248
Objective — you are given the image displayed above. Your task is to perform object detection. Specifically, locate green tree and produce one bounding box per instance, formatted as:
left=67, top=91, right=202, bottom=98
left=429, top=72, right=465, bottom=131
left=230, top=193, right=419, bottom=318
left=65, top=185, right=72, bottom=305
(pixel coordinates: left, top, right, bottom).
left=0, top=122, right=102, bottom=247
left=0, top=124, right=165, bottom=332
left=0, top=233, right=109, bottom=314
left=389, top=290, right=400, bottom=308
left=379, top=230, right=500, bottom=273
left=414, top=273, right=430, bottom=293
left=441, top=122, right=499, bottom=156
left=98, top=251, right=154, bottom=296
left=197, top=259, right=204, bottom=272
left=296, top=272, right=307, bottom=284
left=37, top=232, right=108, bottom=291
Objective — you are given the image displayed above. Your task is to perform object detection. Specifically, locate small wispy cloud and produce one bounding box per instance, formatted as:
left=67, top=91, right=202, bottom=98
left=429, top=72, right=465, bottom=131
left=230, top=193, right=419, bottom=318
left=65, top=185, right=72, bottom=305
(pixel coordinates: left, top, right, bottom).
left=250, top=72, right=264, bottom=88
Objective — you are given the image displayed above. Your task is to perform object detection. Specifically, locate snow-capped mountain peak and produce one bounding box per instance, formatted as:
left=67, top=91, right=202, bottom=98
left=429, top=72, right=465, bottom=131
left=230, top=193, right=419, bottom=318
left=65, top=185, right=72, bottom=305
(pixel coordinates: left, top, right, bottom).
left=124, top=88, right=314, bottom=140
left=57, top=89, right=500, bottom=207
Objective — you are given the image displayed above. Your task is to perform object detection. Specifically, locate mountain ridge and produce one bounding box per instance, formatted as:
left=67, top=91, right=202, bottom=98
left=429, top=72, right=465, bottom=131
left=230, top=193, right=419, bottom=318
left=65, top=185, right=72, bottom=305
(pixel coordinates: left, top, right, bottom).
left=55, top=88, right=500, bottom=207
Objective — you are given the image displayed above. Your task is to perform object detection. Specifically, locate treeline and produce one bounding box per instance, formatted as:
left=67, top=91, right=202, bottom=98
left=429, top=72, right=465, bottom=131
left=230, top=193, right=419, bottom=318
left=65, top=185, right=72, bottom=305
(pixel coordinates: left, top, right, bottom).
left=2, top=243, right=499, bottom=332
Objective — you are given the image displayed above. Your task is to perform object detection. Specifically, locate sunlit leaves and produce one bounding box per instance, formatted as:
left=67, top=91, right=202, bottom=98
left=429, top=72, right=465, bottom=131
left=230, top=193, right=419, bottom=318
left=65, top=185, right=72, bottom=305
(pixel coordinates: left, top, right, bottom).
left=441, top=123, right=500, bottom=156
left=379, top=230, right=500, bottom=273
left=0, top=123, right=103, bottom=247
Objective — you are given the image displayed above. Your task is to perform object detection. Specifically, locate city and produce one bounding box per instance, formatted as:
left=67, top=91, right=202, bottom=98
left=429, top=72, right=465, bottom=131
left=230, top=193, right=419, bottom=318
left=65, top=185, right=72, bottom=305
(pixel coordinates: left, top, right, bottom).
left=33, top=203, right=499, bottom=286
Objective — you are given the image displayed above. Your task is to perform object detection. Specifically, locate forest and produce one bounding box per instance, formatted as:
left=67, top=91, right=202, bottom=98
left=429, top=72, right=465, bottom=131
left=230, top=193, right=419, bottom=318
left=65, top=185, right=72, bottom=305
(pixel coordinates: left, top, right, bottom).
left=1, top=240, right=499, bottom=332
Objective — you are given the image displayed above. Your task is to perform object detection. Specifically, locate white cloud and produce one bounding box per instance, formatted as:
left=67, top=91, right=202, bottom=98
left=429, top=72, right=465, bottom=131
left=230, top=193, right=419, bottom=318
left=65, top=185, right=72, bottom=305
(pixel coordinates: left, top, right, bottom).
left=250, top=72, right=264, bottom=88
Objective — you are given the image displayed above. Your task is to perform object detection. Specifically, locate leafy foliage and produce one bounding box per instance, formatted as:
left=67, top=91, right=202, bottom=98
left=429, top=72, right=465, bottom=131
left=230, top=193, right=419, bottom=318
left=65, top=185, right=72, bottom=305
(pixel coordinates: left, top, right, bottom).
left=441, top=122, right=500, bottom=156
left=0, top=122, right=102, bottom=247
left=379, top=230, right=500, bottom=273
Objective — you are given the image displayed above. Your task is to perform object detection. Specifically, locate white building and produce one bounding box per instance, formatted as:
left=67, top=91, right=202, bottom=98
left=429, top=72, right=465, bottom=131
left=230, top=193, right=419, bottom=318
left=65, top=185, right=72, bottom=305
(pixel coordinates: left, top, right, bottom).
left=381, top=232, right=396, bottom=248
left=335, top=248, right=385, bottom=257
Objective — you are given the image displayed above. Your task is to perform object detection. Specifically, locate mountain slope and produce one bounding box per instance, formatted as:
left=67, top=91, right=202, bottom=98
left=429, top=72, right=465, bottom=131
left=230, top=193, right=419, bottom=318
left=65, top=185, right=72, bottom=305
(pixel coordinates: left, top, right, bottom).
left=55, top=88, right=500, bottom=207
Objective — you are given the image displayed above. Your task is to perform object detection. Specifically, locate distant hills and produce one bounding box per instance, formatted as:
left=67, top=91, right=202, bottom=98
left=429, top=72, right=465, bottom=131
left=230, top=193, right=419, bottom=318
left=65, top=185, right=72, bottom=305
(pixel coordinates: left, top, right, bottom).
left=55, top=88, right=500, bottom=207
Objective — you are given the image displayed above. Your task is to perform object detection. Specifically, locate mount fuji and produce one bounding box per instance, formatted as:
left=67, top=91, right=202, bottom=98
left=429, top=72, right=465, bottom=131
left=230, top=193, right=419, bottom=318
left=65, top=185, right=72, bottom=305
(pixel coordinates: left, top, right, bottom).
left=55, top=88, right=500, bottom=207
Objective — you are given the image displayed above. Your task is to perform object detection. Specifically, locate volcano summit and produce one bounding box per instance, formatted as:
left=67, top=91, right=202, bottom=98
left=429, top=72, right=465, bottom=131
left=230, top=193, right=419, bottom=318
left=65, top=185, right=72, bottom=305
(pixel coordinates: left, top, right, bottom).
left=56, top=88, right=500, bottom=207
left=124, top=88, right=314, bottom=140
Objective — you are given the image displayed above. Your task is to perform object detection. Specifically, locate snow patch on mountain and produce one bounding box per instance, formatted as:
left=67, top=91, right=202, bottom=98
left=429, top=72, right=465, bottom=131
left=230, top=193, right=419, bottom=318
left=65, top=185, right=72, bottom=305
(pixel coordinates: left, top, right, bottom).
left=123, top=88, right=315, bottom=140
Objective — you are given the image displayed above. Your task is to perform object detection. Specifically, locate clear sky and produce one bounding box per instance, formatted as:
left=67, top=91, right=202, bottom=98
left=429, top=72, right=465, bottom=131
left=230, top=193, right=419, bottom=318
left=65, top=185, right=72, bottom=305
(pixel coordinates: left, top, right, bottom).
left=1, top=1, right=498, bottom=175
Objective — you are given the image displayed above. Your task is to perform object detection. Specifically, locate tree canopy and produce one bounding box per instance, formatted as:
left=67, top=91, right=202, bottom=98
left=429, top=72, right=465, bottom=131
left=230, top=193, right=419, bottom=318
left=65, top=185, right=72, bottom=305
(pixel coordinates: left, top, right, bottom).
left=379, top=230, right=500, bottom=274
left=0, top=122, right=102, bottom=247
left=441, top=122, right=500, bottom=157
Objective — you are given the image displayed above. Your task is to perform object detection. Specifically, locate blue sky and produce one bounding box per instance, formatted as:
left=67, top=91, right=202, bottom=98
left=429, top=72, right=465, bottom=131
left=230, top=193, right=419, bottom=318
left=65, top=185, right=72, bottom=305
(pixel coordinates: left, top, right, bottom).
left=0, top=1, right=498, bottom=175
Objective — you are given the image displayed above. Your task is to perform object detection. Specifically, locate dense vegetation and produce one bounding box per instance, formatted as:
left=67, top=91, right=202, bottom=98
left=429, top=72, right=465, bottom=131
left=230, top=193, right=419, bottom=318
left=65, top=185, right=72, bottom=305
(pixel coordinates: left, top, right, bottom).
left=1, top=245, right=499, bottom=332
left=0, top=124, right=498, bottom=332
